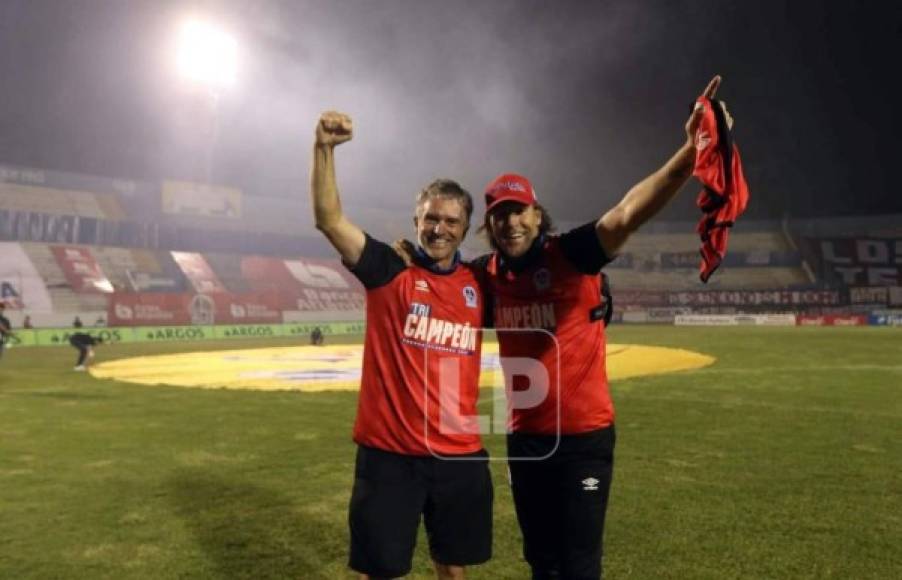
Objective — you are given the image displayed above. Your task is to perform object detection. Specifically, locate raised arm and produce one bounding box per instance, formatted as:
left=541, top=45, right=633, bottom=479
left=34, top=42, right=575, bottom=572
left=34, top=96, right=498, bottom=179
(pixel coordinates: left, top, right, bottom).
left=596, top=75, right=724, bottom=255
left=311, top=111, right=367, bottom=266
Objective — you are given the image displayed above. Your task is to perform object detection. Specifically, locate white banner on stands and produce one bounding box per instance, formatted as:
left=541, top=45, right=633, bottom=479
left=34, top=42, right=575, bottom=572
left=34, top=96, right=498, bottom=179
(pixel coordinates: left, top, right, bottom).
left=756, top=314, right=800, bottom=326
left=619, top=308, right=692, bottom=324
left=675, top=314, right=797, bottom=327
left=0, top=242, right=54, bottom=311
left=891, top=287, right=902, bottom=307
left=622, top=311, right=649, bottom=323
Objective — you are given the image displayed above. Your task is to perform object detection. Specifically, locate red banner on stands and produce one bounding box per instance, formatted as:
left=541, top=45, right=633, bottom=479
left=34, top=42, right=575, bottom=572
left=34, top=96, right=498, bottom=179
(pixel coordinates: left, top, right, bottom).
left=242, top=256, right=365, bottom=311
left=110, top=255, right=366, bottom=327
left=241, top=256, right=300, bottom=292
left=108, top=293, right=193, bottom=326
left=209, top=292, right=283, bottom=324
left=171, top=252, right=227, bottom=294
left=109, top=291, right=288, bottom=326
left=797, top=315, right=867, bottom=327
left=51, top=245, right=114, bottom=293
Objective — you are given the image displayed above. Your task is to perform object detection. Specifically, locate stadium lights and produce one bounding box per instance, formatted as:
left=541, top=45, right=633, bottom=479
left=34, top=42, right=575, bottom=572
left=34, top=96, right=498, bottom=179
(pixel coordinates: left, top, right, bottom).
left=175, top=19, right=237, bottom=94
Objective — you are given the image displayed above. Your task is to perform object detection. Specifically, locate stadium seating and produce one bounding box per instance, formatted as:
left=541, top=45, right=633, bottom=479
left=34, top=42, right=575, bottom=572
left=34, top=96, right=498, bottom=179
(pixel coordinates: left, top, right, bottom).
left=204, top=252, right=252, bottom=294
left=7, top=162, right=897, bottom=325
left=92, top=247, right=157, bottom=292
left=610, top=229, right=806, bottom=290
left=0, top=183, right=123, bottom=219
left=19, top=242, right=109, bottom=312
left=623, top=230, right=792, bottom=255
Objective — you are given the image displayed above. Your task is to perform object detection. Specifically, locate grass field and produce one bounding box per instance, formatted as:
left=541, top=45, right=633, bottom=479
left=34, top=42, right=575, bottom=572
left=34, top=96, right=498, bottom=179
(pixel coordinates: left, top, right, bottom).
left=1, top=326, right=900, bottom=579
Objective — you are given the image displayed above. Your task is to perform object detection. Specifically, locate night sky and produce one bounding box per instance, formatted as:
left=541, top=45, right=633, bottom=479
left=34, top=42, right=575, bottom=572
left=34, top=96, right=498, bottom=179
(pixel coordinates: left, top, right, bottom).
left=1, top=0, right=899, bottom=221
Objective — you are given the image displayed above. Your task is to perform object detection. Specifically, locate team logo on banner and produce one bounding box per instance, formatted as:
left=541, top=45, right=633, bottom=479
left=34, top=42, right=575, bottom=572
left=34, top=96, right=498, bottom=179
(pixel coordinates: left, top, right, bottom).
left=190, top=294, right=216, bottom=325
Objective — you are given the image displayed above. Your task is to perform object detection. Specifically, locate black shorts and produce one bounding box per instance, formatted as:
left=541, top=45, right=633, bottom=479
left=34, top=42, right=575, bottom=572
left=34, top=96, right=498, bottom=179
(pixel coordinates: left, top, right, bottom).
left=348, top=445, right=493, bottom=577
left=508, top=426, right=616, bottom=580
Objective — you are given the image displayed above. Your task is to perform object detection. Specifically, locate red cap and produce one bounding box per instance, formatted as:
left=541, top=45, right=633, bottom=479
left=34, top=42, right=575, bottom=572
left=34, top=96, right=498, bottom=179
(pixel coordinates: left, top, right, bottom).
left=484, top=173, right=537, bottom=212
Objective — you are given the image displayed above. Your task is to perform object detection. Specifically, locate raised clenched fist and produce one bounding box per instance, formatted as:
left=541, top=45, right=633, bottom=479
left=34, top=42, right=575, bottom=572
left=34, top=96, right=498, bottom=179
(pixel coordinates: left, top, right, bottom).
left=316, top=111, right=353, bottom=147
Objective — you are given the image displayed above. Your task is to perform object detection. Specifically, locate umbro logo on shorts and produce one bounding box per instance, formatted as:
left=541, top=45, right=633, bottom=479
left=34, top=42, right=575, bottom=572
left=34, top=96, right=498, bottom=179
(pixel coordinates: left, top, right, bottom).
left=581, top=477, right=600, bottom=491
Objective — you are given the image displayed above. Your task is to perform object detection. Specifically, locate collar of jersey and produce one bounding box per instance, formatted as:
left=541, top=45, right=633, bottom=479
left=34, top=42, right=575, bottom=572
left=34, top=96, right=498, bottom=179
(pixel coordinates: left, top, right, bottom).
left=413, top=245, right=461, bottom=275
left=497, top=233, right=545, bottom=274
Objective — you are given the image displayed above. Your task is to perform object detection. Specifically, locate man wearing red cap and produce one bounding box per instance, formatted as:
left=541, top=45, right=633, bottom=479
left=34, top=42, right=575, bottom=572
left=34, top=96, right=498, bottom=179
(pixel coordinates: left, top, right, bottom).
left=310, top=111, right=492, bottom=580
left=481, top=76, right=726, bottom=579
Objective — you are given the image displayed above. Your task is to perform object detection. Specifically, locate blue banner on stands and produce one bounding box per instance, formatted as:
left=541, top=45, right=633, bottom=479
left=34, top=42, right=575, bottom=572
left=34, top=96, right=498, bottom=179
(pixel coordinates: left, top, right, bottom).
left=868, top=313, right=902, bottom=326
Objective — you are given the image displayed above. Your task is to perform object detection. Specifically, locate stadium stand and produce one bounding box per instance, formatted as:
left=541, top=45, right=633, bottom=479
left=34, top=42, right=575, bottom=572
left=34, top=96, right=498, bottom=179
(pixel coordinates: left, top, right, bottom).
left=0, top=183, right=123, bottom=219
left=696, top=267, right=810, bottom=289
left=204, top=253, right=252, bottom=294
left=605, top=226, right=807, bottom=291
left=92, top=247, right=153, bottom=292
left=18, top=242, right=108, bottom=315
left=3, top=162, right=899, bottom=327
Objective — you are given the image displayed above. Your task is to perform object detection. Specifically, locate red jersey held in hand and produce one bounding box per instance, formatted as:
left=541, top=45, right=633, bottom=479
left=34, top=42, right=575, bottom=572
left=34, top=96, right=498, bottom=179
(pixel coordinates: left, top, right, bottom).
left=693, top=97, right=750, bottom=282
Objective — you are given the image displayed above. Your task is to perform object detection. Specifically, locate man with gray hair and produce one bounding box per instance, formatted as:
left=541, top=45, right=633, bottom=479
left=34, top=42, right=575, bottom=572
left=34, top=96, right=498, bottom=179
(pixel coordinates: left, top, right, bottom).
left=310, top=111, right=492, bottom=579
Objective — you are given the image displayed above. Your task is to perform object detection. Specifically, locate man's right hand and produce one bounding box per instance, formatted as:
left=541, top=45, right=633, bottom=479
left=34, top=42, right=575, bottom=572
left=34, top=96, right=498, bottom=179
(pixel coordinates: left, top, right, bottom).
left=310, top=110, right=366, bottom=266
left=316, top=111, right=353, bottom=147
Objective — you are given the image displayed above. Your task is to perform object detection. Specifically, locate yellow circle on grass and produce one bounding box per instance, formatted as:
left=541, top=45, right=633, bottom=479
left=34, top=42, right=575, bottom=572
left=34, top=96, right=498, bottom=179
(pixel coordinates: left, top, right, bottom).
left=90, top=343, right=714, bottom=391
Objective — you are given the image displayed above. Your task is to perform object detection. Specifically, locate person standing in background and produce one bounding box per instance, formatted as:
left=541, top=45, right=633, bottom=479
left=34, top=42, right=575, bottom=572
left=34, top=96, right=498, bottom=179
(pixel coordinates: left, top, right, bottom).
left=0, top=303, right=14, bottom=361
left=69, top=332, right=102, bottom=371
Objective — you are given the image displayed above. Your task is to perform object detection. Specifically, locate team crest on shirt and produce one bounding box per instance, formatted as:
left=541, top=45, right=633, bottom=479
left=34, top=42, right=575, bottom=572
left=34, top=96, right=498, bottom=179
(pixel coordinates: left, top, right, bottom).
left=463, top=286, right=478, bottom=308
left=533, top=268, right=551, bottom=292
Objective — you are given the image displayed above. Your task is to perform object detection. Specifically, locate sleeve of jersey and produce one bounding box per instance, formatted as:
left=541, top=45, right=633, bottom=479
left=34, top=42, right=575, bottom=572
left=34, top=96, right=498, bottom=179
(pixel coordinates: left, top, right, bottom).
left=560, top=221, right=613, bottom=274
left=346, top=234, right=407, bottom=289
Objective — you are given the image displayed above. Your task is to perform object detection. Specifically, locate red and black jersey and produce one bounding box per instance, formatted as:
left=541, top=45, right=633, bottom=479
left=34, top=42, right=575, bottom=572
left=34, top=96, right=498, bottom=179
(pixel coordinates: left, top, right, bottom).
left=483, top=222, right=615, bottom=435
left=348, top=235, right=486, bottom=456
left=694, top=97, right=750, bottom=282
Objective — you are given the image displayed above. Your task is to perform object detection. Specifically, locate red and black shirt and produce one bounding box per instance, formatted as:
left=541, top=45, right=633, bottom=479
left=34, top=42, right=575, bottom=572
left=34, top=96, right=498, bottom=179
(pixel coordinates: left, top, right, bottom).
left=348, top=235, right=486, bottom=456
left=482, top=222, right=614, bottom=435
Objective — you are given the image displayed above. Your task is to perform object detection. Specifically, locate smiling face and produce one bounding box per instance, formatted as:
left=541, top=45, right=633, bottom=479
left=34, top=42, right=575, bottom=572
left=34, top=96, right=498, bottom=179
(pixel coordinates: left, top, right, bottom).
left=414, top=194, right=469, bottom=268
left=487, top=201, right=543, bottom=258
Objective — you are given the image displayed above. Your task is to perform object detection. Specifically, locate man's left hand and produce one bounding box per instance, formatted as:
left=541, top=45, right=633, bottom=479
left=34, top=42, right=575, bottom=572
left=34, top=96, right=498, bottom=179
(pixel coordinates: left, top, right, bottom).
left=686, top=75, right=724, bottom=144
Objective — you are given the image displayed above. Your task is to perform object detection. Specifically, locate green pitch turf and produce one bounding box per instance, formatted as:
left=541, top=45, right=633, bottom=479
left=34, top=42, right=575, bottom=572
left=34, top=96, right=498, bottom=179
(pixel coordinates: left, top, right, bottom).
left=0, top=327, right=899, bottom=579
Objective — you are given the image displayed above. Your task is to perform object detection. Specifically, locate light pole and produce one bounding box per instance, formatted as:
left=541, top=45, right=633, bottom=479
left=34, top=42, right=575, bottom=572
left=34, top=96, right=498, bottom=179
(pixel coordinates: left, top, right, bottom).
left=175, top=19, right=237, bottom=185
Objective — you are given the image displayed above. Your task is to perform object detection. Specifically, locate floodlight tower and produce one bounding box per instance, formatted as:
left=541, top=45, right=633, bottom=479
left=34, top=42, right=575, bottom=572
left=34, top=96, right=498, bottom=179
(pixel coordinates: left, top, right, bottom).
left=175, top=19, right=237, bottom=185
